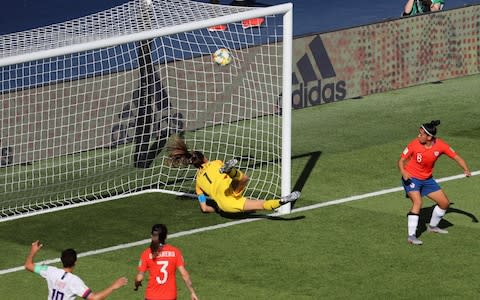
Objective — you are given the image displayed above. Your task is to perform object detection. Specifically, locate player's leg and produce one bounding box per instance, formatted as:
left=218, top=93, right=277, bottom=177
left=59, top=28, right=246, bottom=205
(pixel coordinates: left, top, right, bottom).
left=402, top=177, right=423, bottom=244
left=408, top=190, right=423, bottom=214
left=231, top=173, right=249, bottom=196
left=406, top=191, right=423, bottom=245
left=220, top=159, right=251, bottom=196
left=426, top=189, right=450, bottom=233
left=243, top=199, right=270, bottom=211
left=242, top=191, right=301, bottom=211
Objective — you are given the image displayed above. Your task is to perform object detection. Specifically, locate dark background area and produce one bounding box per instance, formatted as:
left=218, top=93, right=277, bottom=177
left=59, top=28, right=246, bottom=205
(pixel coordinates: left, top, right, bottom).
left=1, top=0, right=477, bottom=36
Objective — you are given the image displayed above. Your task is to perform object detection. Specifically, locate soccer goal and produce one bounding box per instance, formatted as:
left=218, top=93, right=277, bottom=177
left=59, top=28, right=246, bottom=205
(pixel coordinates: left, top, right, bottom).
left=0, top=0, right=293, bottom=221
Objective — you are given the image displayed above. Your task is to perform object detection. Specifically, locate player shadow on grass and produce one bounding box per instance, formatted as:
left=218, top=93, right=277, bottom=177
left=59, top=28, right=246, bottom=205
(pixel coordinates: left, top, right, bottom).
left=219, top=210, right=306, bottom=221
left=417, top=203, right=478, bottom=237
left=206, top=200, right=305, bottom=221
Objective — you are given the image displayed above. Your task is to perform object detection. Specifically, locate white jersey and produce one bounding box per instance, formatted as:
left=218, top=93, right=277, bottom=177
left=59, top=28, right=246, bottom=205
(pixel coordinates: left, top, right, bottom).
left=35, top=264, right=91, bottom=300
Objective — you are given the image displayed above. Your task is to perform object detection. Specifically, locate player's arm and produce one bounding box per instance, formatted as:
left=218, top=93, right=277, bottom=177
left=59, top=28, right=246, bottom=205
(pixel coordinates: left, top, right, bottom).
left=134, top=272, right=144, bottom=291
left=398, top=157, right=411, bottom=180
left=398, top=157, right=410, bottom=180
left=24, top=240, right=43, bottom=272
left=403, top=0, right=415, bottom=15
left=398, top=146, right=413, bottom=180
left=178, top=266, right=199, bottom=300
left=442, top=141, right=471, bottom=177
left=196, top=186, right=215, bottom=213
left=453, top=155, right=471, bottom=177
left=86, top=277, right=128, bottom=300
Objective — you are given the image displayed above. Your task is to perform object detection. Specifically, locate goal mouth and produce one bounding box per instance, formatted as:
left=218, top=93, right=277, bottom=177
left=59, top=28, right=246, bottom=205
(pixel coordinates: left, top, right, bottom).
left=0, top=0, right=293, bottom=221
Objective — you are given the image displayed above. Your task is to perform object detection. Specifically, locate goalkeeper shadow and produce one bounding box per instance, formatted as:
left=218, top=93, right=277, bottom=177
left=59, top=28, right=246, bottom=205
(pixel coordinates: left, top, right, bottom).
left=207, top=196, right=305, bottom=221
left=218, top=210, right=305, bottom=221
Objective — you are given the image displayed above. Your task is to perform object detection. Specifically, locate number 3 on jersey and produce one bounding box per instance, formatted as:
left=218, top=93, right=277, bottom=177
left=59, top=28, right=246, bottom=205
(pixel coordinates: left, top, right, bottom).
left=155, top=261, right=169, bottom=284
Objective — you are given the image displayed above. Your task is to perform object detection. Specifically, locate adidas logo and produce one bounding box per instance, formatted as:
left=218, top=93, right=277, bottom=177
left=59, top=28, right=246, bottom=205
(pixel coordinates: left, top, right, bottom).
left=292, top=36, right=347, bottom=108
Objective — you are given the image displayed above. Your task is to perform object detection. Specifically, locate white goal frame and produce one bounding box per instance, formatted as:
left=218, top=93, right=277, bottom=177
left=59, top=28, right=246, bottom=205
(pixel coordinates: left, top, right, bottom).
left=0, top=0, right=293, bottom=220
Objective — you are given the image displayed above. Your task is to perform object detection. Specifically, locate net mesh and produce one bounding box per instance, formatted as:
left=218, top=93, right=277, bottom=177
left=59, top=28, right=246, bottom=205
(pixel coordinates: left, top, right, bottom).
left=0, top=0, right=286, bottom=220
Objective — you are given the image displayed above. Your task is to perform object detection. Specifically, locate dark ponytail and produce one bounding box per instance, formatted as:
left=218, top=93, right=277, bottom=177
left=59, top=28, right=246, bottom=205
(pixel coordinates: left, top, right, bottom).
left=167, top=135, right=205, bottom=168
left=150, top=224, right=168, bottom=259
left=421, top=120, right=441, bottom=136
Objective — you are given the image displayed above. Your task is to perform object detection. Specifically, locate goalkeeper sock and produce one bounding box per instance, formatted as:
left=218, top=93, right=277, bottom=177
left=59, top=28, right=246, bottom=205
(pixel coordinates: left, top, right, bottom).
left=262, top=200, right=281, bottom=210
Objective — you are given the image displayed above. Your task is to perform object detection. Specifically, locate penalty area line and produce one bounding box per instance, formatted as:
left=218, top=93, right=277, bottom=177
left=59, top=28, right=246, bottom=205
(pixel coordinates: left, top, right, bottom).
left=1, top=171, right=477, bottom=276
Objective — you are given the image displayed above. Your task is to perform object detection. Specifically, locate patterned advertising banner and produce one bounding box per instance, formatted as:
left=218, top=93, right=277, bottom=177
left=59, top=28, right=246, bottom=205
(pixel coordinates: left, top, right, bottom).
left=291, top=5, right=480, bottom=108
left=2, top=5, right=479, bottom=165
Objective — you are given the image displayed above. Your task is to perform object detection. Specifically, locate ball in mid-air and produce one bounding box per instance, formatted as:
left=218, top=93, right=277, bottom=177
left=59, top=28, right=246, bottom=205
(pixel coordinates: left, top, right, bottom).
left=213, top=48, right=232, bottom=66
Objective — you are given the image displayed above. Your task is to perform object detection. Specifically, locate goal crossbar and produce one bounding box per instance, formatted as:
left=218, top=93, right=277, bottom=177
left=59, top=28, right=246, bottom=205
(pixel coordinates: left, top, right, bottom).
left=0, top=3, right=292, bottom=68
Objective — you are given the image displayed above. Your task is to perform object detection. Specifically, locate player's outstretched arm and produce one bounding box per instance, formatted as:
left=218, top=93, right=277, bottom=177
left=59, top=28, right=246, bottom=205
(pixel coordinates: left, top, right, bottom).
left=196, top=186, right=215, bottom=213
left=87, top=277, right=128, bottom=300
left=453, top=155, right=471, bottom=177
left=24, top=240, right=43, bottom=272
left=198, top=200, right=216, bottom=213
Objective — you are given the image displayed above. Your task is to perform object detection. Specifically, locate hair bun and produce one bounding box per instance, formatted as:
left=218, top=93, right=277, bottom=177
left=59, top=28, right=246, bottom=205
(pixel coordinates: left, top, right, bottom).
left=430, top=120, right=441, bottom=126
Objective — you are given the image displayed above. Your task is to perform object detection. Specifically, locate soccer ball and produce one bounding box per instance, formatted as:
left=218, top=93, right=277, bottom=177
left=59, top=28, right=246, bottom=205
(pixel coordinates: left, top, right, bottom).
left=213, top=48, right=232, bottom=66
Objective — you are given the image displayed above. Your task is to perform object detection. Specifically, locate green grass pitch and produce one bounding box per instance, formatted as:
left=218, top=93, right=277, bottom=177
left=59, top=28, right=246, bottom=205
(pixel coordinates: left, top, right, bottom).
left=0, top=74, right=479, bottom=299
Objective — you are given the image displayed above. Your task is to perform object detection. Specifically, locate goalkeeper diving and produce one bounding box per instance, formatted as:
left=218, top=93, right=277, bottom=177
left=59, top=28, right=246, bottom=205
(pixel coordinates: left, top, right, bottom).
left=167, top=135, right=300, bottom=213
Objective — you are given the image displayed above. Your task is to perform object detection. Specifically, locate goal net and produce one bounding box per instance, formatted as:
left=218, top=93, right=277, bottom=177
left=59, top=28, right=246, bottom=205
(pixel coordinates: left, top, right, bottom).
left=0, top=0, right=293, bottom=221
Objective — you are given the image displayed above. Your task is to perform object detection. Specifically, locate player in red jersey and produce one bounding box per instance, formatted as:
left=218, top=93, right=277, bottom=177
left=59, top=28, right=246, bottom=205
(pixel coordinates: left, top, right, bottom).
left=134, top=224, right=199, bottom=300
left=398, top=120, right=471, bottom=245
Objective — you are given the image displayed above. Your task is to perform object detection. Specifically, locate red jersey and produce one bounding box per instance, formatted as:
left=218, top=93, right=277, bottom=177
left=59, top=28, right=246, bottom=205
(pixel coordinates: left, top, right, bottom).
left=138, top=244, right=185, bottom=300
left=400, top=138, right=457, bottom=180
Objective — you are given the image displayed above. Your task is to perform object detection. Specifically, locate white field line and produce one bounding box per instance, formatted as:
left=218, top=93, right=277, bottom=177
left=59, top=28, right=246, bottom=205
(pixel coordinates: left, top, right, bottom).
left=1, top=171, right=478, bottom=276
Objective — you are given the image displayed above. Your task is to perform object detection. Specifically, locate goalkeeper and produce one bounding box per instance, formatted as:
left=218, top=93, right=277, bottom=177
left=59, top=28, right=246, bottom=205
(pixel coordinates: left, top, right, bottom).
left=167, top=135, right=300, bottom=213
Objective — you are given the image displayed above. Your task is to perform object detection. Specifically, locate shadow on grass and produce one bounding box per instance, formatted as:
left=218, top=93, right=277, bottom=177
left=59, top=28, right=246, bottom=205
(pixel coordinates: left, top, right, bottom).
left=207, top=200, right=305, bottom=221
left=417, top=203, right=478, bottom=237
left=219, top=210, right=306, bottom=221
left=291, top=151, right=322, bottom=210
left=218, top=150, right=322, bottom=219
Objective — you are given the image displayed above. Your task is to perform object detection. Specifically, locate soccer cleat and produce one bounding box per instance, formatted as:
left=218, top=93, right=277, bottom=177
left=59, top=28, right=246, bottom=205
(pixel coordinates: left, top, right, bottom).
left=220, top=158, right=238, bottom=174
left=208, top=24, right=228, bottom=32
left=427, top=225, right=449, bottom=234
left=242, top=17, right=264, bottom=29
left=280, top=191, right=301, bottom=204
left=407, top=235, right=423, bottom=245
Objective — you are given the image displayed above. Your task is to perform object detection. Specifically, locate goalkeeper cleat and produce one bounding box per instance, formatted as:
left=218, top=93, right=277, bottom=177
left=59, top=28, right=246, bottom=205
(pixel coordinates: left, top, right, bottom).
left=220, top=159, right=238, bottom=174
left=280, top=191, right=301, bottom=204
left=427, top=225, right=449, bottom=234
left=407, top=235, right=423, bottom=245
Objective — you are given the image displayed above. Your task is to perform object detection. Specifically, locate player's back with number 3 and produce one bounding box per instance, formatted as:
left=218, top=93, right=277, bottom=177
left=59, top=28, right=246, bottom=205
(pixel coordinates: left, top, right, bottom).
left=137, top=244, right=184, bottom=299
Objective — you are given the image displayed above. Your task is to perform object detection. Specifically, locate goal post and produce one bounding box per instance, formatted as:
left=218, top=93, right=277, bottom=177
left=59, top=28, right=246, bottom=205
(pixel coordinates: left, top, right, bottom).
left=0, top=0, right=293, bottom=221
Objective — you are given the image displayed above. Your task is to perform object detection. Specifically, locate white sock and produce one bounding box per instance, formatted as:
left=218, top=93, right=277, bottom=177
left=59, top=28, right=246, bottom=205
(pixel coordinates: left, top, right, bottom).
left=407, top=214, right=419, bottom=236
left=429, top=205, right=446, bottom=227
